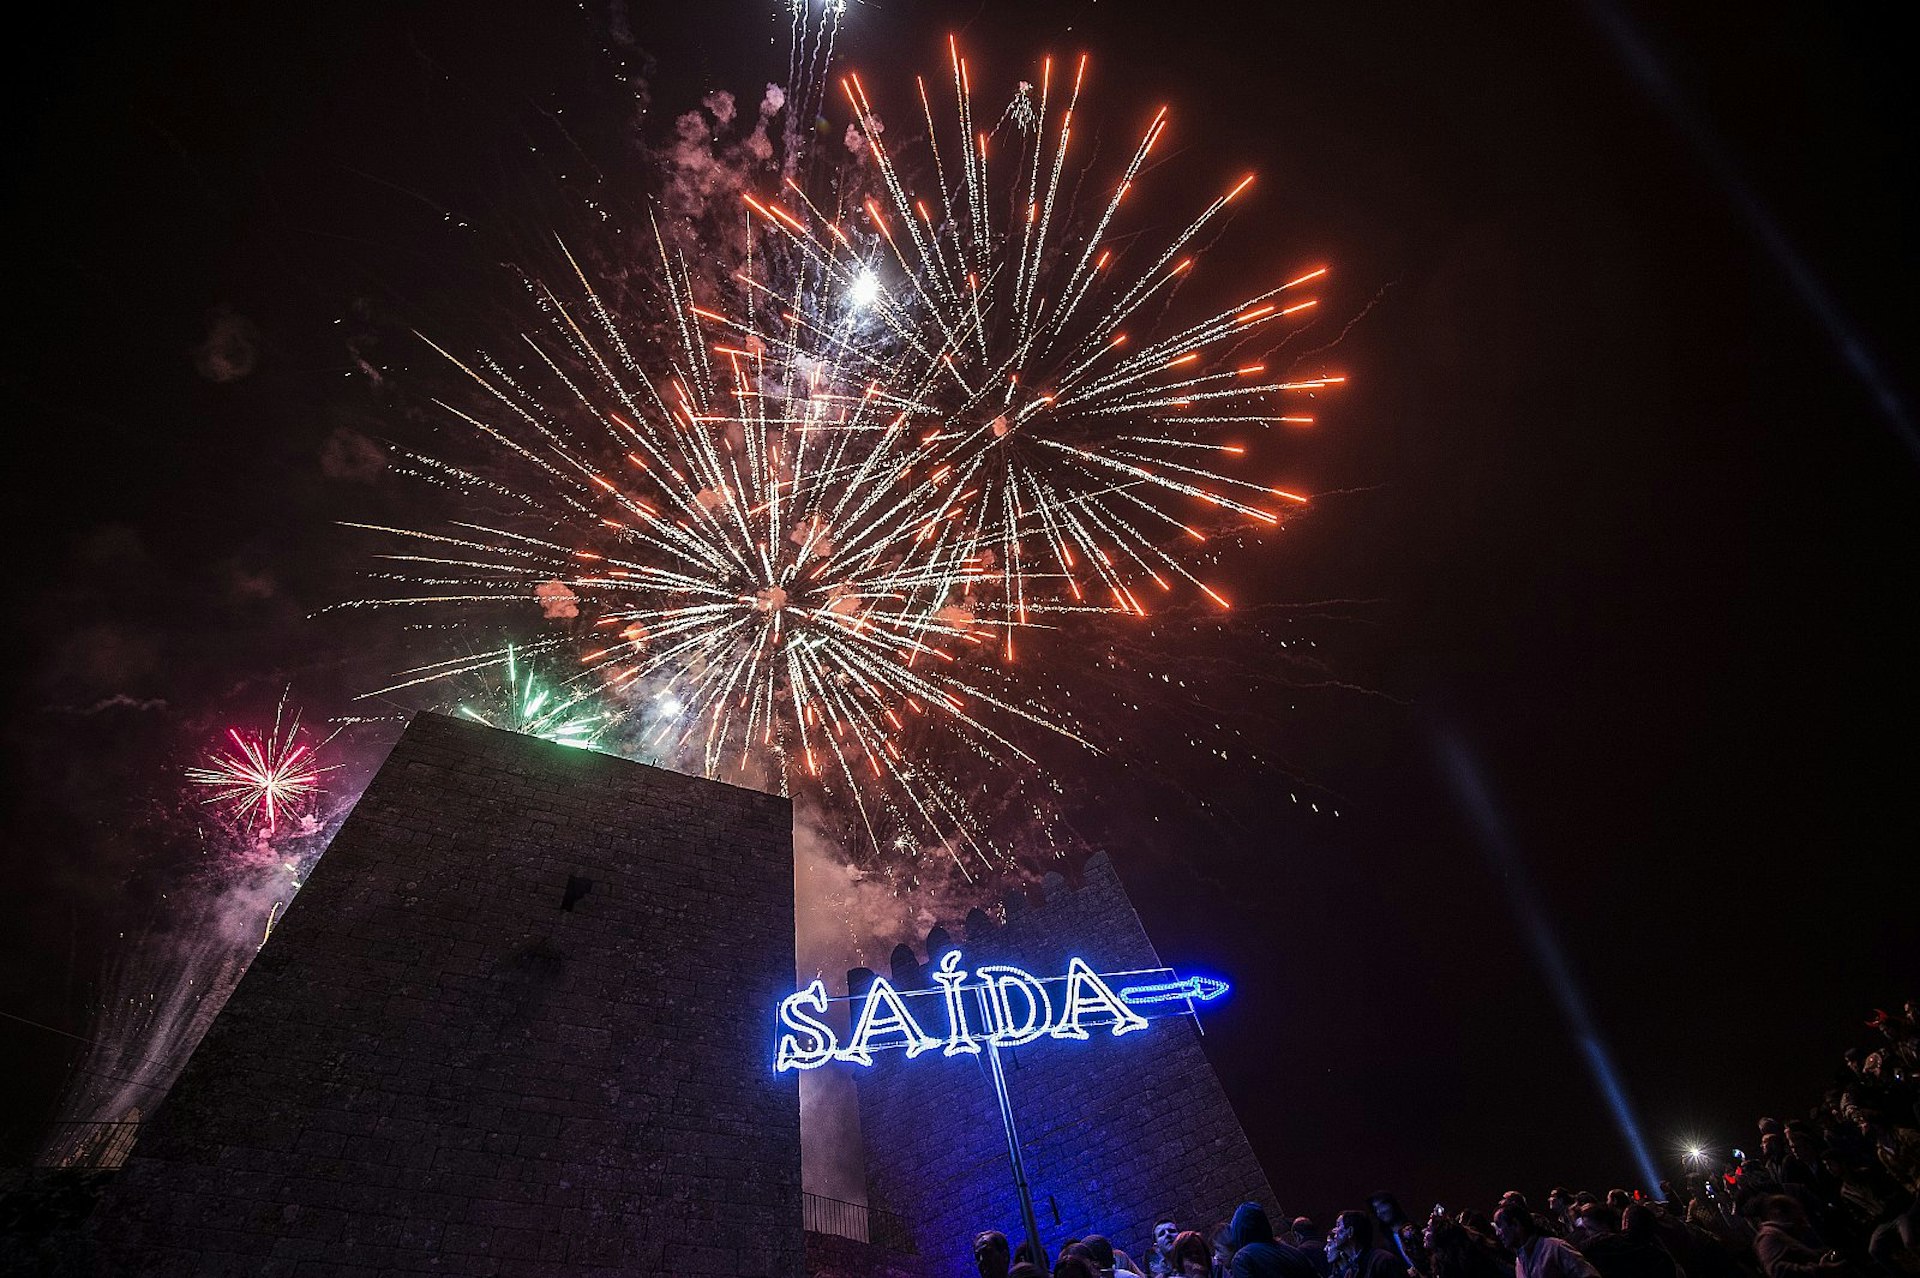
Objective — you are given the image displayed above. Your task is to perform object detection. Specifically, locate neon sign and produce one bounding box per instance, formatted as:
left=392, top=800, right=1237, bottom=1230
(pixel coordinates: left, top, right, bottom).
left=775, top=952, right=1230, bottom=1072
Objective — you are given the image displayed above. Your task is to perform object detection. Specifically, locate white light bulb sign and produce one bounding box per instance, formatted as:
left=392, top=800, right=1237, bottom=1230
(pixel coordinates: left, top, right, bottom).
left=774, top=951, right=1230, bottom=1072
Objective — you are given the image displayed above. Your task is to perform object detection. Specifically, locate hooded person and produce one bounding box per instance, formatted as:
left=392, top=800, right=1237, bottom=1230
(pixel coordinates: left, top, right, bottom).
left=1230, top=1203, right=1321, bottom=1278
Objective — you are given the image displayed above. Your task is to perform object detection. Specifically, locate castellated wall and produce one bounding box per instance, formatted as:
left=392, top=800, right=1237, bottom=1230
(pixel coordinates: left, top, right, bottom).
left=92, top=712, right=802, bottom=1277
left=854, top=853, right=1279, bottom=1278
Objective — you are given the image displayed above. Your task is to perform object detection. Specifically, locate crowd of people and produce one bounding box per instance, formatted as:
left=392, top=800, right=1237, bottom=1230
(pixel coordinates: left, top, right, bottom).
left=968, top=1001, right=1920, bottom=1278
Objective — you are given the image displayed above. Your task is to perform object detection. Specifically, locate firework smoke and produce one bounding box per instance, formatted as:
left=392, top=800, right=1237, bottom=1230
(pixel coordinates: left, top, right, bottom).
left=41, top=705, right=354, bottom=1168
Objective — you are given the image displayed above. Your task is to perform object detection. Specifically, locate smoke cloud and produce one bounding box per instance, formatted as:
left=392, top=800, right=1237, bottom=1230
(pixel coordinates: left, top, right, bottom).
left=793, top=814, right=905, bottom=1204
left=535, top=579, right=580, bottom=619
left=50, top=694, right=170, bottom=716
left=191, top=306, right=259, bottom=384
left=791, top=808, right=1024, bottom=1202
left=657, top=84, right=790, bottom=261
left=320, top=426, right=387, bottom=482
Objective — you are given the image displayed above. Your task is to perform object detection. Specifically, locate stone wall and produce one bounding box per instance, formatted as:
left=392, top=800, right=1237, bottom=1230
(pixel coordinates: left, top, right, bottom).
left=805, top=1229, right=931, bottom=1278
left=92, top=712, right=802, bottom=1277
left=855, top=854, right=1278, bottom=1277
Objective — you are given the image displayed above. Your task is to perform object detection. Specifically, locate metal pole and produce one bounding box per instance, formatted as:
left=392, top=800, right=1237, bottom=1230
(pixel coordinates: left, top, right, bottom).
left=978, top=988, right=1045, bottom=1271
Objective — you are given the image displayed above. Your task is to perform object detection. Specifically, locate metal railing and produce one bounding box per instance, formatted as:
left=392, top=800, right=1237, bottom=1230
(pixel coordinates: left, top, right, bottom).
left=802, top=1191, right=915, bottom=1253
left=36, top=1118, right=141, bottom=1170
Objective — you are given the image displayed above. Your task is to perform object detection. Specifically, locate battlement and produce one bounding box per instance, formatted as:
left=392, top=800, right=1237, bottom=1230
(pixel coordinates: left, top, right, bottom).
left=847, top=852, right=1150, bottom=1000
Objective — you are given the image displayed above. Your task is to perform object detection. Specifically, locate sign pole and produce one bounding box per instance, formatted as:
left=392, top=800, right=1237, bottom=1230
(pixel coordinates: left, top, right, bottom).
left=978, top=989, right=1046, bottom=1271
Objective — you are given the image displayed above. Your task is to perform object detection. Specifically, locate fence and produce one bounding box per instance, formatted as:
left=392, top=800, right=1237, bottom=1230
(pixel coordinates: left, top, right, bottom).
left=36, top=1118, right=141, bottom=1170
left=802, top=1191, right=916, bottom=1252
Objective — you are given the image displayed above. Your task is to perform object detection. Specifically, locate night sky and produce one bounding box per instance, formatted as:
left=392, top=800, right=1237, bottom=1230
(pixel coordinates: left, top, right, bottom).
left=4, top=0, right=1917, bottom=1224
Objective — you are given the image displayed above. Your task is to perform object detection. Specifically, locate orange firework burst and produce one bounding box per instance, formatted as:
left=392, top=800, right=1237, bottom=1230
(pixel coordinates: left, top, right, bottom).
left=341, top=41, right=1343, bottom=871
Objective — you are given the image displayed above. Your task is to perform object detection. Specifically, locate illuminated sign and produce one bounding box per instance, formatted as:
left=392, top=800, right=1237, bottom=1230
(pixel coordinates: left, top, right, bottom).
left=775, top=952, right=1229, bottom=1072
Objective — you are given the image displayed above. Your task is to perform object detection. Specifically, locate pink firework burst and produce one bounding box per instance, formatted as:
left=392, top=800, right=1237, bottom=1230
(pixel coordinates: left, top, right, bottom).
left=185, top=705, right=329, bottom=834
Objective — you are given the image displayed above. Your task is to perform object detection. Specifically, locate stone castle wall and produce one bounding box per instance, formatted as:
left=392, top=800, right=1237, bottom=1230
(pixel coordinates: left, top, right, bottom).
left=93, top=712, right=802, bottom=1277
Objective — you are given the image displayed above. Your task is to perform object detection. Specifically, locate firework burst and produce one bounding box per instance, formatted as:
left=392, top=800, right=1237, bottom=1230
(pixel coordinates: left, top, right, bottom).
left=185, top=702, right=331, bottom=835
left=816, top=48, right=1339, bottom=628
left=388, top=640, right=615, bottom=750
left=341, top=41, right=1342, bottom=877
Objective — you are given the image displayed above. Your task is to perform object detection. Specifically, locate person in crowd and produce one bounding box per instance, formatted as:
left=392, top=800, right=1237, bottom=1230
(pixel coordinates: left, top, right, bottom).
left=1424, top=1212, right=1512, bottom=1278
left=1082, top=1234, right=1141, bottom=1277
left=1868, top=1009, right=1918, bottom=1067
left=1369, top=1193, right=1429, bottom=1276
left=1493, top=1202, right=1599, bottom=1278
left=1056, top=1242, right=1105, bottom=1278
left=1862, top=1052, right=1920, bottom=1129
left=1292, top=1217, right=1331, bottom=1277
left=977, top=1230, right=1012, bottom=1278
left=1780, top=1123, right=1828, bottom=1192
left=1563, top=1197, right=1610, bottom=1249
left=1758, top=1132, right=1800, bottom=1188
left=1328, top=1210, right=1407, bottom=1278
left=1568, top=1203, right=1673, bottom=1278
left=1213, top=1222, right=1241, bottom=1278
left=1663, top=1200, right=1751, bottom=1278
left=1547, top=1190, right=1577, bottom=1234
left=1751, top=1194, right=1851, bottom=1278
left=1147, top=1220, right=1183, bottom=1278
left=1162, top=1231, right=1212, bottom=1278
left=1604, top=1204, right=1683, bottom=1278
left=1457, top=1210, right=1502, bottom=1252
left=1851, top=1108, right=1920, bottom=1268
left=1010, top=1267, right=1046, bottom=1278
left=1816, top=1149, right=1892, bottom=1239
left=1228, top=1202, right=1318, bottom=1278
left=1856, top=1105, right=1920, bottom=1183
left=1837, top=1048, right=1885, bottom=1119
left=1500, top=1192, right=1566, bottom=1245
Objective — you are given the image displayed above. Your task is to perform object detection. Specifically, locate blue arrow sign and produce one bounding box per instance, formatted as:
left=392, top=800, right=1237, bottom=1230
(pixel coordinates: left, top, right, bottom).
left=1117, top=974, right=1231, bottom=1006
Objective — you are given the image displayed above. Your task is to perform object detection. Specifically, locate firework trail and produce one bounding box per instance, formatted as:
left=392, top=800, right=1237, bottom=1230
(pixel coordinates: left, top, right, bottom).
left=42, top=885, right=278, bottom=1169
left=787, top=0, right=848, bottom=144
left=341, top=42, right=1342, bottom=883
